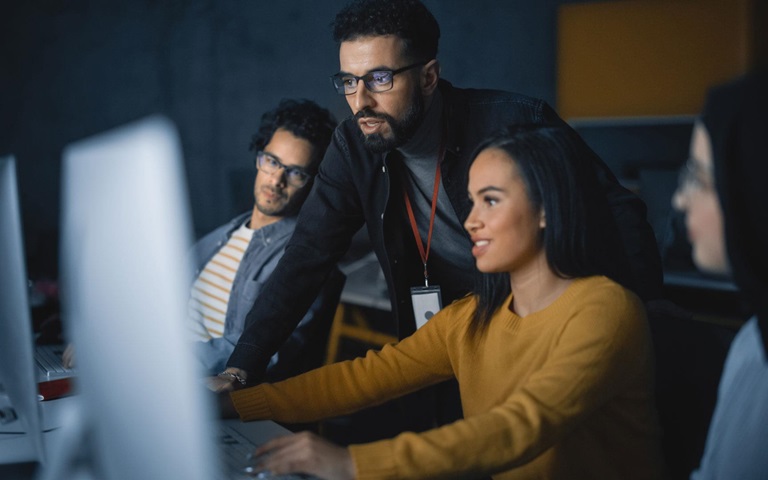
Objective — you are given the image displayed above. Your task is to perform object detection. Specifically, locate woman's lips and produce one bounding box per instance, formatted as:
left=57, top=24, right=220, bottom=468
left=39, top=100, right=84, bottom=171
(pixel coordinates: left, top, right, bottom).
left=472, top=239, right=489, bottom=257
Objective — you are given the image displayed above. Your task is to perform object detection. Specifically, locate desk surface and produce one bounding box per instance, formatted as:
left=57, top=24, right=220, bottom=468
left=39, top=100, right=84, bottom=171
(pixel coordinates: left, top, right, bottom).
left=1, top=401, right=296, bottom=480
left=221, top=417, right=293, bottom=445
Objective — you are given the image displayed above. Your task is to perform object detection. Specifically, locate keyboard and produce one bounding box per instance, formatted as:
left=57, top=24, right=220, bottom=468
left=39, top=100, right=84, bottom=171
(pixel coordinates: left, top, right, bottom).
left=34, top=344, right=76, bottom=381
left=217, top=423, right=315, bottom=480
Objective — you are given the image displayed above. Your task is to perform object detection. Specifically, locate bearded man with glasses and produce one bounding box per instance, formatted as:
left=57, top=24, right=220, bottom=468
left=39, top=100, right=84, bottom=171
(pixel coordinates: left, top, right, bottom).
left=221, top=0, right=662, bottom=434
left=189, top=99, right=344, bottom=384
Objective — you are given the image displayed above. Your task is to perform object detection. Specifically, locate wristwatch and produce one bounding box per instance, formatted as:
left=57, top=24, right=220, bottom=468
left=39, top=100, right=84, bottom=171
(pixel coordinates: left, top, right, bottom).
left=217, top=370, right=247, bottom=385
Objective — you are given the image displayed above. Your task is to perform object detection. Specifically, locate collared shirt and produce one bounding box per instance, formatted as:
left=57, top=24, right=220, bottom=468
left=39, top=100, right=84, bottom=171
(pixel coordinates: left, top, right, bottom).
left=189, top=221, right=255, bottom=339
left=189, top=212, right=298, bottom=375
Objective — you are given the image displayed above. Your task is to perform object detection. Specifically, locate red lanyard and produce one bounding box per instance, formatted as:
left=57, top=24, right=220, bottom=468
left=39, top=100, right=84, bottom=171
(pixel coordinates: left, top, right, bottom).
left=402, top=143, right=444, bottom=286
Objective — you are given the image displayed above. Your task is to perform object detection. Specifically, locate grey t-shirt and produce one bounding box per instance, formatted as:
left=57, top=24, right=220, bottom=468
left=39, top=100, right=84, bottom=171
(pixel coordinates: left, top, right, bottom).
left=397, top=91, right=475, bottom=293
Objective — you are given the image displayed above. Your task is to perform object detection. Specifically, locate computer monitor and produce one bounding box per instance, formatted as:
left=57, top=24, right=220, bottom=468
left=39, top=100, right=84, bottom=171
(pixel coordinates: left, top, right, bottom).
left=48, top=116, right=218, bottom=479
left=0, top=156, right=46, bottom=465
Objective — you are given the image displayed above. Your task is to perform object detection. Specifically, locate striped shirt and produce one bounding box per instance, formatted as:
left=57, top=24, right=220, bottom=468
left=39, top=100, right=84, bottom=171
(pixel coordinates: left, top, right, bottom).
left=188, top=222, right=254, bottom=339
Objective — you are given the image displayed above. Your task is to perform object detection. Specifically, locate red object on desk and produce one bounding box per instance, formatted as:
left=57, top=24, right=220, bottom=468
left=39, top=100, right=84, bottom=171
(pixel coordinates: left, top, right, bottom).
left=37, top=378, right=73, bottom=401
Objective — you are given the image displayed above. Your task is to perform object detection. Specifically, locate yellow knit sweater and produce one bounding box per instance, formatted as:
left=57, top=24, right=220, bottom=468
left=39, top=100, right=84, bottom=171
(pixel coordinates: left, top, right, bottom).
left=231, top=276, right=666, bottom=479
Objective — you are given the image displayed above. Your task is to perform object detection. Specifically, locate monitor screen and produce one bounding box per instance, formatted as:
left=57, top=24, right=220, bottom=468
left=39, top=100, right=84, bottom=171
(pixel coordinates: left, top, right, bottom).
left=0, top=155, right=46, bottom=464
left=54, top=116, right=218, bottom=479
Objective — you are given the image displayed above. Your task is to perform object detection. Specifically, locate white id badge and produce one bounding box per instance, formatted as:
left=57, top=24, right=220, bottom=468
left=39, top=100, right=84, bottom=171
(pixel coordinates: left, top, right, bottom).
left=410, top=285, right=443, bottom=329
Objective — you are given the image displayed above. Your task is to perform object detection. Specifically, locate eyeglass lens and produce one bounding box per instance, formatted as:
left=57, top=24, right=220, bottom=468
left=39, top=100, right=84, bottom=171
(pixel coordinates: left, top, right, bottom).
left=677, top=158, right=711, bottom=193
left=256, top=152, right=310, bottom=187
left=331, top=62, right=427, bottom=95
left=333, top=71, right=394, bottom=95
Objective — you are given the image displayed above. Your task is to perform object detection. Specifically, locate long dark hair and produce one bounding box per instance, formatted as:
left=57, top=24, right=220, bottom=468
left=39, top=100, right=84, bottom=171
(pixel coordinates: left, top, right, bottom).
left=469, top=124, right=623, bottom=335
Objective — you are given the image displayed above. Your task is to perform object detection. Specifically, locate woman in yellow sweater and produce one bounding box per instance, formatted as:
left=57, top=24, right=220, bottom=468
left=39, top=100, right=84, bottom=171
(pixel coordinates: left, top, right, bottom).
left=229, top=125, right=666, bottom=479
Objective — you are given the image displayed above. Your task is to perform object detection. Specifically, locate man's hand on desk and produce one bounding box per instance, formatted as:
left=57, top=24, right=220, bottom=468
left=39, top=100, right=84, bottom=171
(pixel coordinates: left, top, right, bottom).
left=62, top=343, right=75, bottom=369
left=205, top=367, right=248, bottom=393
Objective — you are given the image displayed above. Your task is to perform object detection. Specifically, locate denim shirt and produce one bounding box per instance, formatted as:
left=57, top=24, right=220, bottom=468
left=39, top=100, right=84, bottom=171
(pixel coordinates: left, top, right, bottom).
left=190, top=212, right=324, bottom=378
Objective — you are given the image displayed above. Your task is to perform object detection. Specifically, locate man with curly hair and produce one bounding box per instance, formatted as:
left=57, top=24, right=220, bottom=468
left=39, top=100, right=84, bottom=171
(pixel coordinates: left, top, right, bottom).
left=221, top=0, right=662, bottom=428
left=189, top=99, right=343, bottom=383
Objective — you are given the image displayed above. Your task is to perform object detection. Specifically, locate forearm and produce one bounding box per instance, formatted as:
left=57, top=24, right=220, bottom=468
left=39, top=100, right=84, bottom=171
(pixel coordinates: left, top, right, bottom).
left=233, top=355, right=445, bottom=424
left=226, top=244, right=338, bottom=380
left=349, top=404, right=550, bottom=480
left=263, top=269, right=344, bottom=382
left=232, top=328, right=454, bottom=424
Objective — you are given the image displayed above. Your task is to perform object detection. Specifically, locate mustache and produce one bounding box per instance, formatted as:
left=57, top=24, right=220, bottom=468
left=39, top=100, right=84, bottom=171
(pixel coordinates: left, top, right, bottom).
left=355, top=108, right=389, bottom=121
left=260, top=185, right=286, bottom=197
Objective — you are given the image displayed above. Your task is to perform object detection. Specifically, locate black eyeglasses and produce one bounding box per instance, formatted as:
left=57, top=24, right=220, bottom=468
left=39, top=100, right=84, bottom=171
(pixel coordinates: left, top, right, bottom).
left=255, top=151, right=313, bottom=188
left=330, top=61, right=427, bottom=95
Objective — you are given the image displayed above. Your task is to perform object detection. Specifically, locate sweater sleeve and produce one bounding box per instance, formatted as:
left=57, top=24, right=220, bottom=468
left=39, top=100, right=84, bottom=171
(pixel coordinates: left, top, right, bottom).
left=230, top=303, right=461, bottom=424
left=349, top=286, right=650, bottom=479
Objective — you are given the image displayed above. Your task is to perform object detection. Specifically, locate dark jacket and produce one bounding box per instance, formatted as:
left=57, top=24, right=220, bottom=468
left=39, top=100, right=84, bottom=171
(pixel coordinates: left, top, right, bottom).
left=228, top=80, right=662, bottom=378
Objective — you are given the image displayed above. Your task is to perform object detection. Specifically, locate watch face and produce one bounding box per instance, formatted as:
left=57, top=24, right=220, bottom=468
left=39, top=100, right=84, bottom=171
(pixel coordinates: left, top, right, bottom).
left=219, top=372, right=244, bottom=384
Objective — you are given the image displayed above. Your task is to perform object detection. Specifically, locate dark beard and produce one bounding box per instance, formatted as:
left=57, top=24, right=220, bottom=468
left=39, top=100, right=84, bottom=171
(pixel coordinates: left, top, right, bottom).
left=357, top=88, right=424, bottom=154
left=253, top=173, right=310, bottom=218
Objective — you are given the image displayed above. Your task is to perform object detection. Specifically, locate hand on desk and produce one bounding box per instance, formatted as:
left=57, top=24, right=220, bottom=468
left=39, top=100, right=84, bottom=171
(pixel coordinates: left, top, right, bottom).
left=205, top=367, right=248, bottom=393
left=62, top=343, right=75, bottom=369
left=251, top=431, right=354, bottom=480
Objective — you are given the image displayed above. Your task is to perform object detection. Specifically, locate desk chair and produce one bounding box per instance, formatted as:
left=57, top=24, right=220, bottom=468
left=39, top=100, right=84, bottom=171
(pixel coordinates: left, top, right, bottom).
left=647, top=299, right=737, bottom=479
left=325, top=253, right=397, bottom=364
left=324, top=303, right=398, bottom=365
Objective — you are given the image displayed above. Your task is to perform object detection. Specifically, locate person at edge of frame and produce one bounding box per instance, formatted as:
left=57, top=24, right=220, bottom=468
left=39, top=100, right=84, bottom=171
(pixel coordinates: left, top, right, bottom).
left=672, top=70, right=768, bottom=480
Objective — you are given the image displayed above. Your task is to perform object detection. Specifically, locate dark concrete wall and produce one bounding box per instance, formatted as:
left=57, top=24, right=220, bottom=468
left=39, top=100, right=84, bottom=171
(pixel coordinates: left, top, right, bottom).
left=1, top=0, right=562, bottom=277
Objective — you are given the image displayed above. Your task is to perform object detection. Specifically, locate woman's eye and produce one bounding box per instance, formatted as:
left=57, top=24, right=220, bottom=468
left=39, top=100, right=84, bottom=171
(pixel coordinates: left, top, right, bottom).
left=484, top=196, right=498, bottom=206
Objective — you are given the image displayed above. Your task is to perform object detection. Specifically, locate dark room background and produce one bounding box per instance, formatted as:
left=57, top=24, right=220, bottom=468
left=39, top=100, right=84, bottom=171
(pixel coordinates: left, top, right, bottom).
left=1, top=0, right=573, bottom=279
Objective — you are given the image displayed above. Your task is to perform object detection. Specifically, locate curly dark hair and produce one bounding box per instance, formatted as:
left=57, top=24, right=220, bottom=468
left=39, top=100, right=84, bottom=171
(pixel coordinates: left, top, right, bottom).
left=248, top=99, right=337, bottom=173
left=331, top=0, right=440, bottom=62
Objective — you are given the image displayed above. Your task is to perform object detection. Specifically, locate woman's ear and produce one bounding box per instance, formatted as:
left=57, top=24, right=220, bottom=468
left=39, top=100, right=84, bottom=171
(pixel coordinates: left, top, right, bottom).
left=539, top=210, right=546, bottom=229
left=421, top=59, right=441, bottom=96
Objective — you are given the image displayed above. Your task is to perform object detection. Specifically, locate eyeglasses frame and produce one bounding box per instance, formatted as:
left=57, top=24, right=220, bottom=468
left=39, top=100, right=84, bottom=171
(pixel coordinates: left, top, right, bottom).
left=254, top=150, right=313, bottom=188
left=675, top=157, right=715, bottom=198
left=329, top=61, right=428, bottom=96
